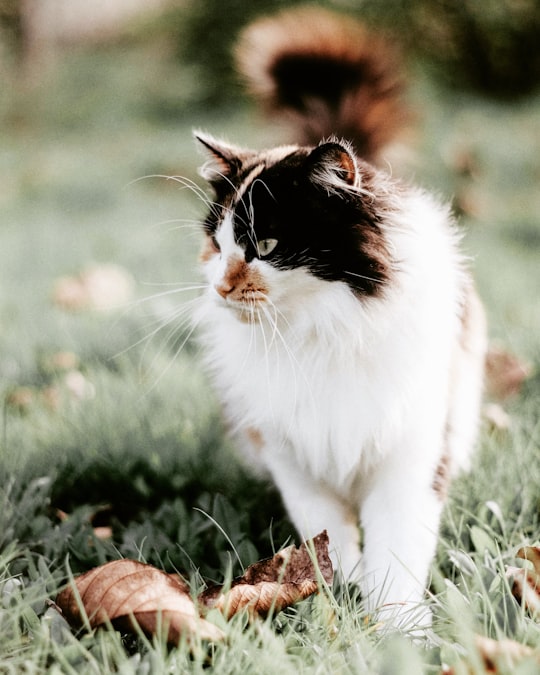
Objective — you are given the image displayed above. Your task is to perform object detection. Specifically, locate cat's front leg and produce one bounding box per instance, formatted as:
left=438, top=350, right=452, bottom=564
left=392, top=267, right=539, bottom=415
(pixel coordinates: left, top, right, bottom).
left=262, top=449, right=363, bottom=579
left=359, top=449, right=445, bottom=630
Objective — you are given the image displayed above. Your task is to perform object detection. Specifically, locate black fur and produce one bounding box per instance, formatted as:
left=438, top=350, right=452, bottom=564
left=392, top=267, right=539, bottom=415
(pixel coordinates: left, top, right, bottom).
left=203, top=150, right=393, bottom=297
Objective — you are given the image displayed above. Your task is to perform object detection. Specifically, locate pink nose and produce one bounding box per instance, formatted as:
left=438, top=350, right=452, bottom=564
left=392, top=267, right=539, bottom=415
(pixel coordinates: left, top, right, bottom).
left=215, top=281, right=235, bottom=299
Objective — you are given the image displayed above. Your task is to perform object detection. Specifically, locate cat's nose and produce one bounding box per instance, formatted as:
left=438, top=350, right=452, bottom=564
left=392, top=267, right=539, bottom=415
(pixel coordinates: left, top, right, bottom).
left=214, top=281, right=235, bottom=299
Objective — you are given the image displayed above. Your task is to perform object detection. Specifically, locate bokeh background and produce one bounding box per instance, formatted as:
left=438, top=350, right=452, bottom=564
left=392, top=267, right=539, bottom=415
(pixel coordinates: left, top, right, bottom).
left=1, top=1, right=540, bottom=670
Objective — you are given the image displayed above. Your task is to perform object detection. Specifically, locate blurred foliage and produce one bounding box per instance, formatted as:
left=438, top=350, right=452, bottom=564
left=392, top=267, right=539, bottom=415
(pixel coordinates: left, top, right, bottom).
left=353, top=0, right=540, bottom=99
left=3, top=0, right=539, bottom=108
left=141, top=0, right=330, bottom=107
left=149, top=0, right=540, bottom=104
left=0, top=0, right=22, bottom=54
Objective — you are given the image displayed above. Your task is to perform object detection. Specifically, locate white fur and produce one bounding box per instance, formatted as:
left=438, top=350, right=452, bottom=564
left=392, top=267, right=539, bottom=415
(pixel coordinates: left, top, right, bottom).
left=196, top=183, right=486, bottom=629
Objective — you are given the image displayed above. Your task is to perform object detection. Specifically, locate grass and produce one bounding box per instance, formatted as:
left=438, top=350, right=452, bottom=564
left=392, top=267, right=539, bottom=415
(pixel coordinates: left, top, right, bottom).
left=1, top=37, right=540, bottom=674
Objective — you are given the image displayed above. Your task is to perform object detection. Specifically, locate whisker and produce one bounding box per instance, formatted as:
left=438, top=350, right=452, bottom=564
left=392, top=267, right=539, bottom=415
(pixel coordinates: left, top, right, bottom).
left=343, top=270, right=384, bottom=285
left=140, top=280, right=206, bottom=287
left=140, top=310, right=203, bottom=398
left=127, top=174, right=211, bottom=206
left=118, top=283, right=207, bottom=318
left=262, top=297, right=318, bottom=422
left=149, top=218, right=202, bottom=231
left=135, top=284, right=208, bottom=300
left=146, top=308, right=193, bottom=366
left=255, top=305, right=281, bottom=428
left=112, top=297, right=199, bottom=361
left=203, top=168, right=243, bottom=200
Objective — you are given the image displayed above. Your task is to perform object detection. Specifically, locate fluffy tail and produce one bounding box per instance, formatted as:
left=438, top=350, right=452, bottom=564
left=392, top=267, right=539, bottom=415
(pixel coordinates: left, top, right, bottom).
left=235, top=6, right=408, bottom=162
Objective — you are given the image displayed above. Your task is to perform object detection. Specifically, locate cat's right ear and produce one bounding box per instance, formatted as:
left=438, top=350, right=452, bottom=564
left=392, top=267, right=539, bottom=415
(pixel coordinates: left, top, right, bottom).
left=194, top=131, right=243, bottom=181
left=307, top=140, right=359, bottom=189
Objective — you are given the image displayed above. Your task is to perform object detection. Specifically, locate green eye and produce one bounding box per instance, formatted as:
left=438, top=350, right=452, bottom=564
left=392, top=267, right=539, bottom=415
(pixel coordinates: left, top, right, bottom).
left=257, top=238, right=278, bottom=257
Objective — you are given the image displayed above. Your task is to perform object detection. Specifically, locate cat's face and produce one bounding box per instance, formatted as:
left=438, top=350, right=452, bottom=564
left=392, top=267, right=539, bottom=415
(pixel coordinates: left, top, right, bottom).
left=196, top=133, right=393, bottom=320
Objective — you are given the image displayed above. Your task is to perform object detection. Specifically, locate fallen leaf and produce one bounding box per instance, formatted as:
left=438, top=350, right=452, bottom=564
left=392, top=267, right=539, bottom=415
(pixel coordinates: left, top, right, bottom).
left=51, top=275, right=88, bottom=312
left=55, top=505, right=114, bottom=541
left=483, top=403, right=511, bottom=432
left=453, top=187, right=487, bottom=220
left=517, top=546, right=540, bottom=572
left=55, top=532, right=332, bottom=645
left=43, top=351, right=80, bottom=373
left=62, top=370, right=95, bottom=401
left=52, top=264, right=134, bottom=312
left=442, top=635, right=539, bottom=674
left=199, top=531, right=333, bottom=618
left=485, top=345, right=532, bottom=401
left=92, top=526, right=113, bottom=540
left=474, top=635, right=538, bottom=671
left=5, top=387, right=35, bottom=414
left=507, top=546, right=540, bottom=616
left=41, top=386, right=62, bottom=411
left=444, top=145, right=481, bottom=179
left=56, top=559, right=224, bottom=644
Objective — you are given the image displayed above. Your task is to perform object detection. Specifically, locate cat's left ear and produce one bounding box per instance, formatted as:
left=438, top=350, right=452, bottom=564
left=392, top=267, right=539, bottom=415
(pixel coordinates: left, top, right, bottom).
left=194, top=131, right=245, bottom=181
left=307, top=141, right=358, bottom=188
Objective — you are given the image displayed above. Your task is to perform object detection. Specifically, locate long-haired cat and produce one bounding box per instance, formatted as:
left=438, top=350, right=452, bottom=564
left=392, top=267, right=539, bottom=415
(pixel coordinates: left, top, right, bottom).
left=193, top=7, right=487, bottom=629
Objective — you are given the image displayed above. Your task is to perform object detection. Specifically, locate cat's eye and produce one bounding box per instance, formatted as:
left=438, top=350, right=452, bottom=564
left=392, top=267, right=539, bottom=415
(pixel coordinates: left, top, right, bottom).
left=257, top=238, right=278, bottom=257
left=210, top=235, right=221, bottom=252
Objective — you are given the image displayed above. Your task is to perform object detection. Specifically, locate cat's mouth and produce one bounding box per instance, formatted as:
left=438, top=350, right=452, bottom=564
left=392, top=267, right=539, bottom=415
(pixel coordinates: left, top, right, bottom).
left=219, top=295, right=267, bottom=322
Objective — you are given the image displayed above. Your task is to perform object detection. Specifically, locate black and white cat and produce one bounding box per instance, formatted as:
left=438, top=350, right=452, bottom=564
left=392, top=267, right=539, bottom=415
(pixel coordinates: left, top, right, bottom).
left=193, top=7, right=486, bottom=628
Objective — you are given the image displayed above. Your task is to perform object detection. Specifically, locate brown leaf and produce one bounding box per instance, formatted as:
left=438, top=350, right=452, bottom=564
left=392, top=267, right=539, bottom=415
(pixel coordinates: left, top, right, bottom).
left=517, top=546, right=540, bottom=572
left=485, top=345, right=532, bottom=401
left=5, top=387, right=35, bottom=413
left=56, top=559, right=224, bottom=644
left=52, top=264, right=134, bottom=312
left=442, top=636, right=539, bottom=674
left=55, top=532, right=332, bottom=645
left=474, top=635, right=538, bottom=672
left=507, top=546, right=540, bottom=616
left=199, top=531, right=333, bottom=618
left=92, top=526, right=113, bottom=540
left=482, top=403, right=511, bottom=432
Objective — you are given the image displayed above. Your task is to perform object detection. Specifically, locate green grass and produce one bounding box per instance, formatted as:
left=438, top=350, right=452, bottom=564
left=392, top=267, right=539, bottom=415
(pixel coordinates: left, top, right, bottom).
left=1, top=40, right=540, bottom=674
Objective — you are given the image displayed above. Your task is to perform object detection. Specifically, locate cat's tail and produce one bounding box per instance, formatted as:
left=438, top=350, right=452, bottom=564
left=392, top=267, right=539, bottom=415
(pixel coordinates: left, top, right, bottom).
left=235, top=6, right=409, bottom=162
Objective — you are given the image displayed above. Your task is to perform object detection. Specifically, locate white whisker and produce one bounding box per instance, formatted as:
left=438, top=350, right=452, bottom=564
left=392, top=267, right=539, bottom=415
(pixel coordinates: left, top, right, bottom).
left=343, top=269, right=384, bottom=285
left=135, top=284, right=208, bottom=301
left=127, top=174, right=211, bottom=207
left=140, top=307, right=203, bottom=398
left=148, top=218, right=202, bottom=231
left=263, top=297, right=318, bottom=421
left=113, top=296, right=199, bottom=362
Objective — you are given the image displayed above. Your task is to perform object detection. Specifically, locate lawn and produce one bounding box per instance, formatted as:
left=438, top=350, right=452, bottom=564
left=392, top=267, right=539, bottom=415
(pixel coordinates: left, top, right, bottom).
left=1, top=37, right=540, bottom=674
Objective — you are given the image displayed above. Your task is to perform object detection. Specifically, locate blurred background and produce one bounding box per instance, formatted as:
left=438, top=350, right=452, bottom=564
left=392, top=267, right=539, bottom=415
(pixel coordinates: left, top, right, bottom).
left=1, top=0, right=539, bottom=576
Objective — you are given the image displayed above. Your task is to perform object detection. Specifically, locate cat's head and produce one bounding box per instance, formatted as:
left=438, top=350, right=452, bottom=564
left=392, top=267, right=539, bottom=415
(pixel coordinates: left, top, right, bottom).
left=195, top=132, right=394, bottom=319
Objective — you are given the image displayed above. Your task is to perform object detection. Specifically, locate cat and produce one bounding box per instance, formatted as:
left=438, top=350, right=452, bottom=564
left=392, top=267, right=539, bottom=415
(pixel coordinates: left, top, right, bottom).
left=192, top=7, right=487, bottom=629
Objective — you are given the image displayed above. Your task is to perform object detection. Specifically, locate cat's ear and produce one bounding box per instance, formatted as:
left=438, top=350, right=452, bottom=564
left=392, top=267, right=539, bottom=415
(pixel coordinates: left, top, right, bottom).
left=307, top=141, right=358, bottom=188
left=194, top=131, right=245, bottom=181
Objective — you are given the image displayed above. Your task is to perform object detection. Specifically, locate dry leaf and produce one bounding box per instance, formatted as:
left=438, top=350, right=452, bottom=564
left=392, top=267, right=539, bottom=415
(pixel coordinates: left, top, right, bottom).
left=92, top=526, right=113, bottom=540
left=56, top=559, right=224, bottom=644
left=474, top=635, right=538, bottom=672
left=507, top=546, right=540, bottom=616
left=443, top=635, right=539, bottom=674
left=44, top=351, right=80, bottom=372
left=52, top=264, right=134, bottom=312
left=199, top=531, right=333, bottom=618
left=485, top=345, right=532, bottom=401
left=5, top=387, right=35, bottom=413
left=56, top=532, right=332, bottom=645
left=62, top=370, right=95, bottom=401
left=55, top=505, right=113, bottom=541
left=483, top=403, right=511, bottom=432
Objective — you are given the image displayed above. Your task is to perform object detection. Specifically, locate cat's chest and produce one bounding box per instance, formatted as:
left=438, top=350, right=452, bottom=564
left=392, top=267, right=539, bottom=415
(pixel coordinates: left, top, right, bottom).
left=202, top=307, right=408, bottom=480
